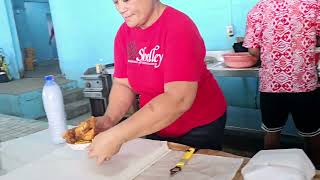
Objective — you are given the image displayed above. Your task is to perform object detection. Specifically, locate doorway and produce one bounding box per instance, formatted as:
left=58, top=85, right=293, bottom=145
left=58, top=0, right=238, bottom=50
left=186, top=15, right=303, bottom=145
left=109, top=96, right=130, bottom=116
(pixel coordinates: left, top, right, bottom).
left=13, top=1, right=61, bottom=78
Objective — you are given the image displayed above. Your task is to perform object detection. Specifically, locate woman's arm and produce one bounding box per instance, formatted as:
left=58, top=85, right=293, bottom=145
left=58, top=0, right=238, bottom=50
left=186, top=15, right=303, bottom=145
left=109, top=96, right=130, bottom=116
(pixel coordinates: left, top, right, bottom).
left=89, top=81, right=198, bottom=165
left=110, top=81, right=198, bottom=142
left=248, top=48, right=260, bottom=58
left=100, top=78, right=136, bottom=125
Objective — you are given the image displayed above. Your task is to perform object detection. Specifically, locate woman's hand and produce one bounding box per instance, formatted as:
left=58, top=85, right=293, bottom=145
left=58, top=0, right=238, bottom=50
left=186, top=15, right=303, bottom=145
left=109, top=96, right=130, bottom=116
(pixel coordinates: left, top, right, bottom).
left=95, top=115, right=116, bottom=133
left=87, top=129, right=124, bottom=165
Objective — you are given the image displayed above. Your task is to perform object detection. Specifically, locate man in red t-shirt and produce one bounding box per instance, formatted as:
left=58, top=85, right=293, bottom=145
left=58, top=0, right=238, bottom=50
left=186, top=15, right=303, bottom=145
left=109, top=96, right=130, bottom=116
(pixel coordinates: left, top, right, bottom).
left=88, top=0, right=227, bottom=165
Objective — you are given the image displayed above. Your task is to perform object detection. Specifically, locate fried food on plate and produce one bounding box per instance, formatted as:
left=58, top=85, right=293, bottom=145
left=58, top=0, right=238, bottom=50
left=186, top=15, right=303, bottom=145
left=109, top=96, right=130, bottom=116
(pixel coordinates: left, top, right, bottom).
left=63, top=127, right=77, bottom=144
left=63, top=116, right=97, bottom=144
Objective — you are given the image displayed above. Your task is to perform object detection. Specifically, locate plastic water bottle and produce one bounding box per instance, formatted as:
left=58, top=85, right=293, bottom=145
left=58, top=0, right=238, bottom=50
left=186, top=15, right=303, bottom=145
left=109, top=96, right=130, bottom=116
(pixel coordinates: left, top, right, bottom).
left=42, top=75, right=67, bottom=144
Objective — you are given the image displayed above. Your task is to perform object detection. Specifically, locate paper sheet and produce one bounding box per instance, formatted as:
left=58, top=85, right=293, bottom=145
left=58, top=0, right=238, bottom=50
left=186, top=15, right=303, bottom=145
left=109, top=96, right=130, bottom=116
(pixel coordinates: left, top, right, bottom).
left=136, top=151, right=244, bottom=180
left=0, top=129, right=63, bottom=173
left=0, top=138, right=170, bottom=180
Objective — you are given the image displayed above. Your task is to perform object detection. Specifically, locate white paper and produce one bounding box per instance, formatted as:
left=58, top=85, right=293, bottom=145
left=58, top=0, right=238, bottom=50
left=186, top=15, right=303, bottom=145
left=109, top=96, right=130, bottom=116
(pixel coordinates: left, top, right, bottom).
left=136, top=151, right=244, bottom=180
left=241, top=149, right=316, bottom=180
left=0, top=138, right=170, bottom=180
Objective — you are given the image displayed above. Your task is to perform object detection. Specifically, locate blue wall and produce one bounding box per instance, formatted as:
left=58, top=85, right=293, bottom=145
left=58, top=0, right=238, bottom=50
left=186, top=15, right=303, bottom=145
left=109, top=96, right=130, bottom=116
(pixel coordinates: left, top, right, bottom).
left=163, top=0, right=258, bottom=50
left=2, top=0, right=300, bottom=135
left=0, top=0, right=23, bottom=79
left=49, top=0, right=258, bottom=85
left=162, top=0, right=261, bottom=109
left=49, top=0, right=122, bottom=84
left=2, top=0, right=259, bottom=81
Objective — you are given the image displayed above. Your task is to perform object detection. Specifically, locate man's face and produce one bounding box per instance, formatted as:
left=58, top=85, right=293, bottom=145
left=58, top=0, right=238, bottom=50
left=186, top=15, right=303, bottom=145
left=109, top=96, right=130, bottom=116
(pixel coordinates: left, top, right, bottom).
left=113, top=0, right=155, bottom=28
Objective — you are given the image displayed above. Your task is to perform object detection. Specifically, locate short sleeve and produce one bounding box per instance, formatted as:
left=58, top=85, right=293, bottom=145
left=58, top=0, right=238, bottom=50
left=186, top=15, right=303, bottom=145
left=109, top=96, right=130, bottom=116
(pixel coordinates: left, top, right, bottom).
left=113, top=24, right=128, bottom=78
left=243, top=7, right=263, bottom=48
left=163, top=19, right=205, bottom=83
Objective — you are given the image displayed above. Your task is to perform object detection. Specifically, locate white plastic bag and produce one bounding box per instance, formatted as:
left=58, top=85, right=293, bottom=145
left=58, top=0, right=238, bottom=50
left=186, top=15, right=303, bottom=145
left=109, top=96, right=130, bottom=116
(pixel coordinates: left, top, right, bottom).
left=241, top=149, right=316, bottom=180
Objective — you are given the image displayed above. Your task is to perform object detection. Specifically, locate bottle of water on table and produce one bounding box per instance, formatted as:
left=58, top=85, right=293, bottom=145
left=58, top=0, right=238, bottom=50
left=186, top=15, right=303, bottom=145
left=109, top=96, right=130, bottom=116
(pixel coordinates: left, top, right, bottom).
left=42, top=75, right=67, bottom=144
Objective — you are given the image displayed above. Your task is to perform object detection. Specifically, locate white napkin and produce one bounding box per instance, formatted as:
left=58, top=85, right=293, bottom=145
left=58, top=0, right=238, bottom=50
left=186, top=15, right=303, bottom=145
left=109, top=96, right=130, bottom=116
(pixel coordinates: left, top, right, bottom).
left=241, top=149, right=316, bottom=180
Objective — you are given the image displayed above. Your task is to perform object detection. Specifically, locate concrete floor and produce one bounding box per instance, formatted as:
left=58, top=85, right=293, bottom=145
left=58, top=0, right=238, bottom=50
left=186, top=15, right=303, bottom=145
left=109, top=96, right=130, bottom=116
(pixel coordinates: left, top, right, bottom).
left=23, top=60, right=62, bottom=78
left=0, top=77, right=73, bottom=95
left=0, top=114, right=48, bottom=142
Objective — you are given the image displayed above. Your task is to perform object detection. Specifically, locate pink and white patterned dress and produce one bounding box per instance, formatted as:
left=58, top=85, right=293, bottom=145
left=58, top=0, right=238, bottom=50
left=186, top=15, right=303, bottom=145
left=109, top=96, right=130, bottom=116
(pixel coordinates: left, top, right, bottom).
left=244, top=0, right=320, bottom=93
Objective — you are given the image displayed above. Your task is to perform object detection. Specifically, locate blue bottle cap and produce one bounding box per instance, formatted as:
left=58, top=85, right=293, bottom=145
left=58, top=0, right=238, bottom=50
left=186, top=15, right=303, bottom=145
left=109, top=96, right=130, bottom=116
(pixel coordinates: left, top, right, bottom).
left=44, top=75, right=54, bottom=81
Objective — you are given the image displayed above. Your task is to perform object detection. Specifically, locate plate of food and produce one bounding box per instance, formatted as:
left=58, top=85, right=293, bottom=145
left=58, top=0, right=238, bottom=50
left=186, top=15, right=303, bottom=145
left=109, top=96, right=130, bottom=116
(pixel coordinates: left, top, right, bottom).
left=63, top=116, right=97, bottom=150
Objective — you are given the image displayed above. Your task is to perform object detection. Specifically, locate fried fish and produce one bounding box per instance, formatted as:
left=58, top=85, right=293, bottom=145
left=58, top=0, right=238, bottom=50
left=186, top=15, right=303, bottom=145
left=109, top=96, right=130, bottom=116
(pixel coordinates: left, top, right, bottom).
left=63, top=116, right=97, bottom=144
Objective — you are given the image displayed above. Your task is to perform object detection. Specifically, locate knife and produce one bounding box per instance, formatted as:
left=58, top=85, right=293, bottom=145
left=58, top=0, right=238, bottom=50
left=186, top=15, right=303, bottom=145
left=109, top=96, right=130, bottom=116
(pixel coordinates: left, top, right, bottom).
left=170, top=147, right=198, bottom=176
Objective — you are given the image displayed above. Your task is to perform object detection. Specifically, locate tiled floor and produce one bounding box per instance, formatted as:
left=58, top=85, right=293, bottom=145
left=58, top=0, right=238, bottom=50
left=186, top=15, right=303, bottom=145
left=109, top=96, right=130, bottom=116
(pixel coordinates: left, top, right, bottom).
left=0, top=113, right=91, bottom=142
left=0, top=114, right=47, bottom=142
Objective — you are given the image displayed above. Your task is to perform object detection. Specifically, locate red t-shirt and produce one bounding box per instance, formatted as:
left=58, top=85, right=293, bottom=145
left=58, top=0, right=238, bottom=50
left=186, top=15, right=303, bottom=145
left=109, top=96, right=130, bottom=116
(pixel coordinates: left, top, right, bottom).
left=114, top=6, right=227, bottom=137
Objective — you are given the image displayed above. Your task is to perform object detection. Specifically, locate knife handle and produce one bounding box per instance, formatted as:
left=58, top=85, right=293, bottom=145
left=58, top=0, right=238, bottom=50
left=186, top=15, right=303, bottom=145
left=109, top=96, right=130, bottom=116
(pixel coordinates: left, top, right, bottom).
left=176, top=148, right=196, bottom=168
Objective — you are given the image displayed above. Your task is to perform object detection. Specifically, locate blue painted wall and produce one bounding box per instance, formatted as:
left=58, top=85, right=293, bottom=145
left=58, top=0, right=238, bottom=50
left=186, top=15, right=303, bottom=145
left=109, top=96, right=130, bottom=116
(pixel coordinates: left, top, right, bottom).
left=163, top=0, right=259, bottom=50
left=48, top=0, right=264, bottom=126
left=49, top=0, right=258, bottom=85
left=49, top=0, right=122, bottom=84
left=2, top=0, right=299, bottom=135
left=2, top=0, right=259, bottom=81
left=163, top=0, right=260, bottom=109
left=0, top=0, right=23, bottom=79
